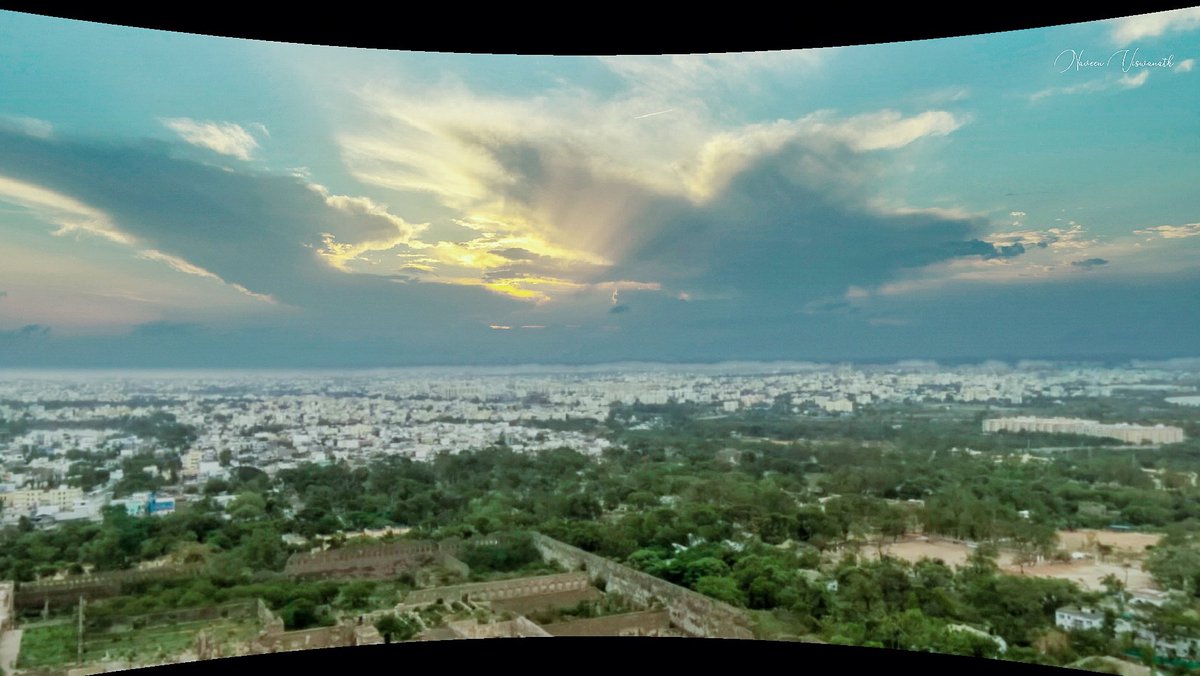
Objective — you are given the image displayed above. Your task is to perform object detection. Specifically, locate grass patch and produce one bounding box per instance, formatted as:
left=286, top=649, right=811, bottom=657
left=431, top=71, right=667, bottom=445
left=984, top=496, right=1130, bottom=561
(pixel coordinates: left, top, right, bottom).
left=16, top=622, right=77, bottom=669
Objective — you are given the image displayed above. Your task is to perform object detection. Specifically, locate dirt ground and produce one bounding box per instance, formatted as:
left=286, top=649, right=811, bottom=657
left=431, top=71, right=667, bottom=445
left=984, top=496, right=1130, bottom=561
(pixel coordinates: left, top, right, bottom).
left=998, top=559, right=1157, bottom=592
left=859, top=538, right=977, bottom=568
left=858, top=530, right=1161, bottom=593
left=1056, top=529, right=1161, bottom=555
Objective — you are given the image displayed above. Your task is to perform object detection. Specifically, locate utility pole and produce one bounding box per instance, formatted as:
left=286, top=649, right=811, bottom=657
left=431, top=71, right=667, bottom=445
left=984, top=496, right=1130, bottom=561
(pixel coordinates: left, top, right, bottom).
left=77, top=594, right=85, bottom=664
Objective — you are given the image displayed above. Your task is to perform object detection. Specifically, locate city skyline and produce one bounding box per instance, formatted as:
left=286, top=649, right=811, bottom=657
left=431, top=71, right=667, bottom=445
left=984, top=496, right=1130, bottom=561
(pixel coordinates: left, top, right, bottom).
left=1, top=9, right=1199, bottom=367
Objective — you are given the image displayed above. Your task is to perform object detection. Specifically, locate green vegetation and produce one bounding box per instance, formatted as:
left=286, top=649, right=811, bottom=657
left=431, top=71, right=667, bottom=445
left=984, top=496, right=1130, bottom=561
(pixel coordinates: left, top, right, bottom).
left=373, top=613, right=420, bottom=642
left=16, top=622, right=76, bottom=669
left=4, top=397, right=1200, bottom=668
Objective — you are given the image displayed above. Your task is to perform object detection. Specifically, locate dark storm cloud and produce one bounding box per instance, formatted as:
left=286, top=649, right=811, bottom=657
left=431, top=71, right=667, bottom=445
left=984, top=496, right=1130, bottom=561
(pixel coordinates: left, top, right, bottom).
left=493, top=248, right=550, bottom=262
left=954, top=240, right=1026, bottom=259
left=598, top=138, right=1011, bottom=309
left=0, top=324, right=50, bottom=340
left=1072, top=258, right=1109, bottom=269
left=0, top=129, right=515, bottom=338
left=608, top=304, right=630, bottom=314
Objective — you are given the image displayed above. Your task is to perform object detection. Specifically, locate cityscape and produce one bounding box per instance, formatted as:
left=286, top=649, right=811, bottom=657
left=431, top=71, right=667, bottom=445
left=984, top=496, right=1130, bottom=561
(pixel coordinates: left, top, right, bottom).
left=0, top=361, right=1198, bottom=673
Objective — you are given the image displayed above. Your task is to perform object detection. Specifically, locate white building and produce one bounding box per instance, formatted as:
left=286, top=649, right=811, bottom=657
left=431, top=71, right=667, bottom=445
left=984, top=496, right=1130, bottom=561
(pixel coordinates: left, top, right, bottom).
left=0, top=485, right=84, bottom=511
left=1055, top=606, right=1105, bottom=632
left=984, top=417, right=1184, bottom=444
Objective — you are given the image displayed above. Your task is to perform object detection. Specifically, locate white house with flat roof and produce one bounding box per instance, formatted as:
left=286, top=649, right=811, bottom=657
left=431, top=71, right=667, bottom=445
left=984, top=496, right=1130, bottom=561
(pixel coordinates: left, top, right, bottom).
left=1056, top=606, right=1106, bottom=632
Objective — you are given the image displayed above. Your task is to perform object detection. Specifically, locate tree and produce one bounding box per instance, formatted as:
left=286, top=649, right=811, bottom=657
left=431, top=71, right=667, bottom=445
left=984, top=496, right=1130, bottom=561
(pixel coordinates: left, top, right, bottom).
left=1146, top=542, right=1200, bottom=594
left=694, top=576, right=746, bottom=607
left=228, top=492, right=267, bottom=521
left=338, top=581, right=376, bottom=610
left=683, top=557, right=731, bottom=587
left=374, top=613, right=419, bottom=643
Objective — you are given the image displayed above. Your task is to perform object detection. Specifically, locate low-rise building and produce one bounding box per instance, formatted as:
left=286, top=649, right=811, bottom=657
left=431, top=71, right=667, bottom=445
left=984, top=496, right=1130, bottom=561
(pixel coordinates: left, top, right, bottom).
left=1056, top=606, right=1106, bottom=632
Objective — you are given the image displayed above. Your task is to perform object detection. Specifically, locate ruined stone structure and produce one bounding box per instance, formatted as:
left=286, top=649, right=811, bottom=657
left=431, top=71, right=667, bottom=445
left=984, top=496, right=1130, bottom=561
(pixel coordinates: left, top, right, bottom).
left=489, top=587, right=602, bottom=615
left=443, top=617, right=552, bottom=638
left=0, top=580, right=13, bottom=631
left=542, top=610, right=677, bottom=637
left=400, top=572, right=591, bottom=608
left=531, top=533, right=754, bottom=639
left=283, top=536, right=494, bottom=581
left=247, top=602, right=383, bottom=654
left=285, top=540, right=441, bottom=579
left=13, top=565, right=202, bottom=610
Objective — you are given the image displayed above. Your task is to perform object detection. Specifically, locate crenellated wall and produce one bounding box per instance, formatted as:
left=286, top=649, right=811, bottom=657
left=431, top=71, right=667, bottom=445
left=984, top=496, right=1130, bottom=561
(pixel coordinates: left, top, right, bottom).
left=283, top=537, right=498, bottom=580
left=541, top=610, right=675, bottom=637
left=13, top=565, right=202, bottom=609
left=401, top=572, right=590, bottom=607
left=530, top=534, right=753, bottom=639
left=445, top=616, right=553, bottom=638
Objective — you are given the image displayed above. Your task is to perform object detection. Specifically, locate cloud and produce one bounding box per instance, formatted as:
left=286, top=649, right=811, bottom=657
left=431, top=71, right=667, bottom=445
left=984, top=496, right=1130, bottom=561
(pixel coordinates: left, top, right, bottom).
left=802, top=298, right=855, bottom=315
left=337, top=74, right=965, bottom=307
left=1030, top=70, right=1149, bottom=101
left=0, top=174, right=134, bottom=244
left=1071, top=257, right=1109, bottom=269
left=608, top=304, right=630, bottom=314
left=0, top=324, right=50, bottom=340
left=599, top=51, right=824, bottom=104
left=137, top=249, right=277, bottom=303
left=681, top=110, right=965, bottom=203
left=0, top=168, right=281, bottom=307
left=306, top=183, right=428, bottom=271
left=1134, top=223, right=1200, bottom=239
left=161, top=118, right=262, bottom=160
left=334, top=71, right=990, bottom=326
left=1110, top=7, right=1200, bottom=44
left=1177, top=59, right=1196, bottom=73
left=0, top=115, right=53, bottom=139
left=985, top=223, right=1094, bottom=251
left=1120, top=70, right=1150, bottom=88
left=952, top=240, right=1026, bottom=259
left=0, top=128, right=518, bottom=342
left=0, top=291, right=6, bottom=298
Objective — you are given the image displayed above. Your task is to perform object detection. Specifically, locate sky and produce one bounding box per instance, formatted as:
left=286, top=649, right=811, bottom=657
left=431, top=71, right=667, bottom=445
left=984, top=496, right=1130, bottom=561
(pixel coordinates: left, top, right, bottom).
left=0, top=9, right=1198, bottom=367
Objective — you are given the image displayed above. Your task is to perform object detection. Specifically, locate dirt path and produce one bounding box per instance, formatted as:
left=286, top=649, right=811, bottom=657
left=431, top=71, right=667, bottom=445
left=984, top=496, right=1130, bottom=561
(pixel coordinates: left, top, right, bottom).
left=0, top=628, right=23, bottom=673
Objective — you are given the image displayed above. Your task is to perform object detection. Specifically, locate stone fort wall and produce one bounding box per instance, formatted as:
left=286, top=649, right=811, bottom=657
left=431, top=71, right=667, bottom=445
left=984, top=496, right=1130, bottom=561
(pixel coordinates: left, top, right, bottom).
left=446, top=617, right=552, bottom=638
left=401, top=572, right=590, bottom=607
left=531, top=533, right=753, bottom=639
left=283, top=536, right=497, bottom=580
left=13, top=565, right=202, bottom=610
left=541, top=609, right=674, bottom=637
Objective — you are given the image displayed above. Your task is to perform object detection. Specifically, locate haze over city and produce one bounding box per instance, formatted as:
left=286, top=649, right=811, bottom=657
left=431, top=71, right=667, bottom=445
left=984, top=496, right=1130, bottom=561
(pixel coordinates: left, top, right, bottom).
left=0, top=9, right=1198, bottom=367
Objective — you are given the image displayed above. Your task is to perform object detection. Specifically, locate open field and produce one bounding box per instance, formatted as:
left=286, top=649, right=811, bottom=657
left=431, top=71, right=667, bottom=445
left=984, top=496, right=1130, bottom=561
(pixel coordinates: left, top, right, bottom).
left=17, top=616, right=258, bottom=670
left=79, top=617, right=258, bottom=664
left=1057, top=529, right=1161, bottom=555
left=998, top=559, right=1156, bottom=592
left=859, top=538, right=977, bottom=567
left=859, top=529, right=1162, bottom=593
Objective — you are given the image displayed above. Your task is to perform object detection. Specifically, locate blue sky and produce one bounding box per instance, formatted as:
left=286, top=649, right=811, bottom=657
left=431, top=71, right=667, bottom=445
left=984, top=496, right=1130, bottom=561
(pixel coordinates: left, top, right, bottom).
left=1, top=9, right=1198, bottom=366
